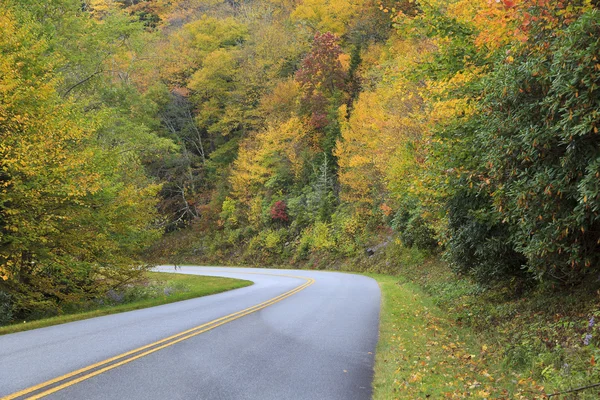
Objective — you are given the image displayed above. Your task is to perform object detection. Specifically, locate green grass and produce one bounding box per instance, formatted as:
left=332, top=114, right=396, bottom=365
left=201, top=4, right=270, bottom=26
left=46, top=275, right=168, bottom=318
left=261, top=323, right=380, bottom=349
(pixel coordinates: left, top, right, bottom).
left=368, top=273, right=545, bottom=399
left=358, top=242, right=600, bottom=399
left=0, top=271, right=252, bottom=336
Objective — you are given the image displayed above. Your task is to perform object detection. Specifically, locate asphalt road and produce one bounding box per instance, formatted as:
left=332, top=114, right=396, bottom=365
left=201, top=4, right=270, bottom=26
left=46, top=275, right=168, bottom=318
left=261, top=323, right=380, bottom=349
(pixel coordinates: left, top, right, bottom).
left=0, top=267, right=381, bottom=400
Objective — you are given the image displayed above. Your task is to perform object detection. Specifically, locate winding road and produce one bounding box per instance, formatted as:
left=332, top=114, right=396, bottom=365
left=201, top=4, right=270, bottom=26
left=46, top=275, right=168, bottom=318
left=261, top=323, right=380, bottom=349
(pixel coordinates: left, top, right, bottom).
left=0, top=267, right=381, bottom=400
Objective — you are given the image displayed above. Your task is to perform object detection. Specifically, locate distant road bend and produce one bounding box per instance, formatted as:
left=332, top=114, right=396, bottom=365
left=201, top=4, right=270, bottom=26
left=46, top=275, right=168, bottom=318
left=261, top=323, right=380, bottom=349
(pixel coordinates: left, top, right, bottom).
left=0, top=267, right=381, bottom=400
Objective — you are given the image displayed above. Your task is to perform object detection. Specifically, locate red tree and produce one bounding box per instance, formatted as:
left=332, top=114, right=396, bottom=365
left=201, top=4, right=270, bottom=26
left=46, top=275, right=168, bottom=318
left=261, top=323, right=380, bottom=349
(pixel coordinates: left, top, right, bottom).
left=270, top=200, right=289, bottom=223
left=295, top=32, right=347, bottom=129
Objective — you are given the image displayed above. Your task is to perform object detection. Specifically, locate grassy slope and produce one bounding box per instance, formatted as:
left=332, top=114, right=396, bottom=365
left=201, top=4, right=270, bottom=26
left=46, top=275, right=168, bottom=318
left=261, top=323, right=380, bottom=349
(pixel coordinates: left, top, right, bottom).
left=0, top=271, right=252, bottom=335
left=369, top=272, right=559, bottom=399
left=370, top=273, right=550, bottom=399
left=366, top=252, right=600, bottom=399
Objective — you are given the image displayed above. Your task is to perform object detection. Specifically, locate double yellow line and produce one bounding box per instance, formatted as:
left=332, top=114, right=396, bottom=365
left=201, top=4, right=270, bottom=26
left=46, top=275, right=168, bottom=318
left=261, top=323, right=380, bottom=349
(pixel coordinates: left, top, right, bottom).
left=3, top=272, right=314, bottom=400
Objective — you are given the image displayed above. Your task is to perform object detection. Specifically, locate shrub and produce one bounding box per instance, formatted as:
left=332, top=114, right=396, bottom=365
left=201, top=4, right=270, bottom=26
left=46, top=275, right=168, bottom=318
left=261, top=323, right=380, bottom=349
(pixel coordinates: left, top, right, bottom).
left=263, top=229, right=283, bottom=252
left=0, top=290, right=13, bottom=326
left=392, top=201, right=438, bottom=251
left=246, top=229, right=288, bottom=259
left=248, top=196, right=264, bottom=229
left=312, top=221, right=336, bottom=251
left=270, top=200, right=289, bottom=223
left=220, top=197, right=239, bottom=228
left=476, top=9, right=600, bottom=283
left=445, top=185, right=529, bottom=285
left=226, top=228, right=244, bottom=246
left=294, top=228, right=313, bottom=261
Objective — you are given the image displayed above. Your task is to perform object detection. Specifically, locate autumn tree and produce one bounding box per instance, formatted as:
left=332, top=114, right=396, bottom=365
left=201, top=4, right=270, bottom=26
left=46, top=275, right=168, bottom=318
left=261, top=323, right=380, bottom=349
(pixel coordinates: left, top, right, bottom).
left=296, top=32, right=348, bottom=131
left=0, top=0, right=167, bottom=320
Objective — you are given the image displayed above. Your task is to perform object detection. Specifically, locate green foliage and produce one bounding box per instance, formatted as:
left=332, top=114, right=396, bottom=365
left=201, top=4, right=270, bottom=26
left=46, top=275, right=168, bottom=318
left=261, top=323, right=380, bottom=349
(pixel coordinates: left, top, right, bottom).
left=246, top=228, right=289, bottom=259
left=392, top=199, right=438, bottom=251
left=263, top=230, right=284, bottom=251
left=10, top=0, right=600, bottom=337
left=294, top=228, right=313, bottom=261
left=444, top=185, right=529, bottom=284
left=311, top=221, right=336, bottom=250
left=140, top=0, right=600, bottom=300
left=220, top=197, right=240, bottom=228
left=0, top=291, right=13, bottom=326
left=476, top=9, right=600, bottom=283
left=330, top=211, right=362, bottom=256
left=0, top=0, right=167, bottom=322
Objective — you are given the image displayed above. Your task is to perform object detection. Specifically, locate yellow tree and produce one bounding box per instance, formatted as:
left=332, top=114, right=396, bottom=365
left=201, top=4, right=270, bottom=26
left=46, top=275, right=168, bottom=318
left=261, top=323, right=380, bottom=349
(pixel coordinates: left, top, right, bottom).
left=291, top=0, right=369, bottom=36
left=0, top=4, right=161, bottom=318
left=158, top=15, right=249, bottom=87
left=230, top=117, right=310, bottom=205
left=336, top=37, right=429, bottom=215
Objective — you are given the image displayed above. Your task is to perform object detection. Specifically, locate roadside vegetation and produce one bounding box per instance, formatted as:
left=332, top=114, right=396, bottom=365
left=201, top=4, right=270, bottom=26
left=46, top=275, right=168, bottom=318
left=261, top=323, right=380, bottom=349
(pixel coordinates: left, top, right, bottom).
left=0, top=272, right=251, bottom=335
left=366, top=247, right=600, bottom=399
left=370, top=274, right=537, bottom=399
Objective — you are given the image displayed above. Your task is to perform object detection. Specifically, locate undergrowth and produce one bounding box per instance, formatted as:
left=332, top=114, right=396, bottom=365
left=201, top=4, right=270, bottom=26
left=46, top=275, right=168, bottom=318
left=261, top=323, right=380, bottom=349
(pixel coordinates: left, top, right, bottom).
left=361, top=243, right=600, bottom=399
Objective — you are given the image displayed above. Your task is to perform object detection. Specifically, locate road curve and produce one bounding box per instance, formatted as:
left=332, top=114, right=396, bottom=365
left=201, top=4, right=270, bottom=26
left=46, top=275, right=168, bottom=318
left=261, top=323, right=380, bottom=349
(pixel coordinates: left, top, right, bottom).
left=0, top=266, right=381, bottom=400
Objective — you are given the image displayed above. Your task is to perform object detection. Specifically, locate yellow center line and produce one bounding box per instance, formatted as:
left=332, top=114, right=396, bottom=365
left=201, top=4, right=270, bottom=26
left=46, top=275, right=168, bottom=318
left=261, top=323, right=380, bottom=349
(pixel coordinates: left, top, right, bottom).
left=2, top=270, right=314, bottom=400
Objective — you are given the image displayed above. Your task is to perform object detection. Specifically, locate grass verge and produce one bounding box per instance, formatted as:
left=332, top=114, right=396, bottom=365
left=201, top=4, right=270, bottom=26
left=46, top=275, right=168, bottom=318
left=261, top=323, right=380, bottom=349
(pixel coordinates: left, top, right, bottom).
left=0, top=271, right=252, bottom=336
left=369, top=273, right=545, bottom=399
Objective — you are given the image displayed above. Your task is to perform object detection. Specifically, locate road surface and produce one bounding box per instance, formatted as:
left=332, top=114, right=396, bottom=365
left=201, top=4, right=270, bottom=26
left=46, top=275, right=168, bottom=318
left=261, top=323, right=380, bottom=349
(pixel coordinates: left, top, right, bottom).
left=0, top=266, right=381, bottom=400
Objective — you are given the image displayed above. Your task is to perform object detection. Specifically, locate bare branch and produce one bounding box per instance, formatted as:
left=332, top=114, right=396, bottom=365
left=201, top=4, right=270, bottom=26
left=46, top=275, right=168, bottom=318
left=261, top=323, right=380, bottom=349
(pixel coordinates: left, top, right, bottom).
left=62, top=70, right=104, bottom=97
left=547, top=382, right=600, bottom=398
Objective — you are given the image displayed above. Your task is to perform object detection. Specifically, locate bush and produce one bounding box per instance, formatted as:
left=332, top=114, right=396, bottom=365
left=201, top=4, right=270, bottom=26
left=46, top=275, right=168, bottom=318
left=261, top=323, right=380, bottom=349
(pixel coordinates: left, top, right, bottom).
left=384, top=239, right=428, bottom=272
left=294, top=228, right=313, bottom=261
left=392, top=201, right=438, bottom=251
left=220, top=197, right=239, bottom=228
left=226, top=228, right=244, bottom=246
left=270, top=200, right=289, bottom=223
left=330, top=211, right=363, bottom=256
left=263, top=229, right=283, bottom=252
left=248, top=196, right=264, bottom=229
left=312, top=221, right=336, bottom=251
left=0, top=290, right=13, bottom=326
left=476, top=9, right=600, bottom=283
left=445, top=186, right=529, bottom=285
left=246, top=228, right=287, bottom=259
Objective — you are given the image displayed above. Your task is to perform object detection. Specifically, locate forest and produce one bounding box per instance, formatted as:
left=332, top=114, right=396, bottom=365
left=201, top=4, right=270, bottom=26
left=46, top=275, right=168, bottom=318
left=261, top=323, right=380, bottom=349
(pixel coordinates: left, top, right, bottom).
left=2, top=0, right=600, bottom=395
